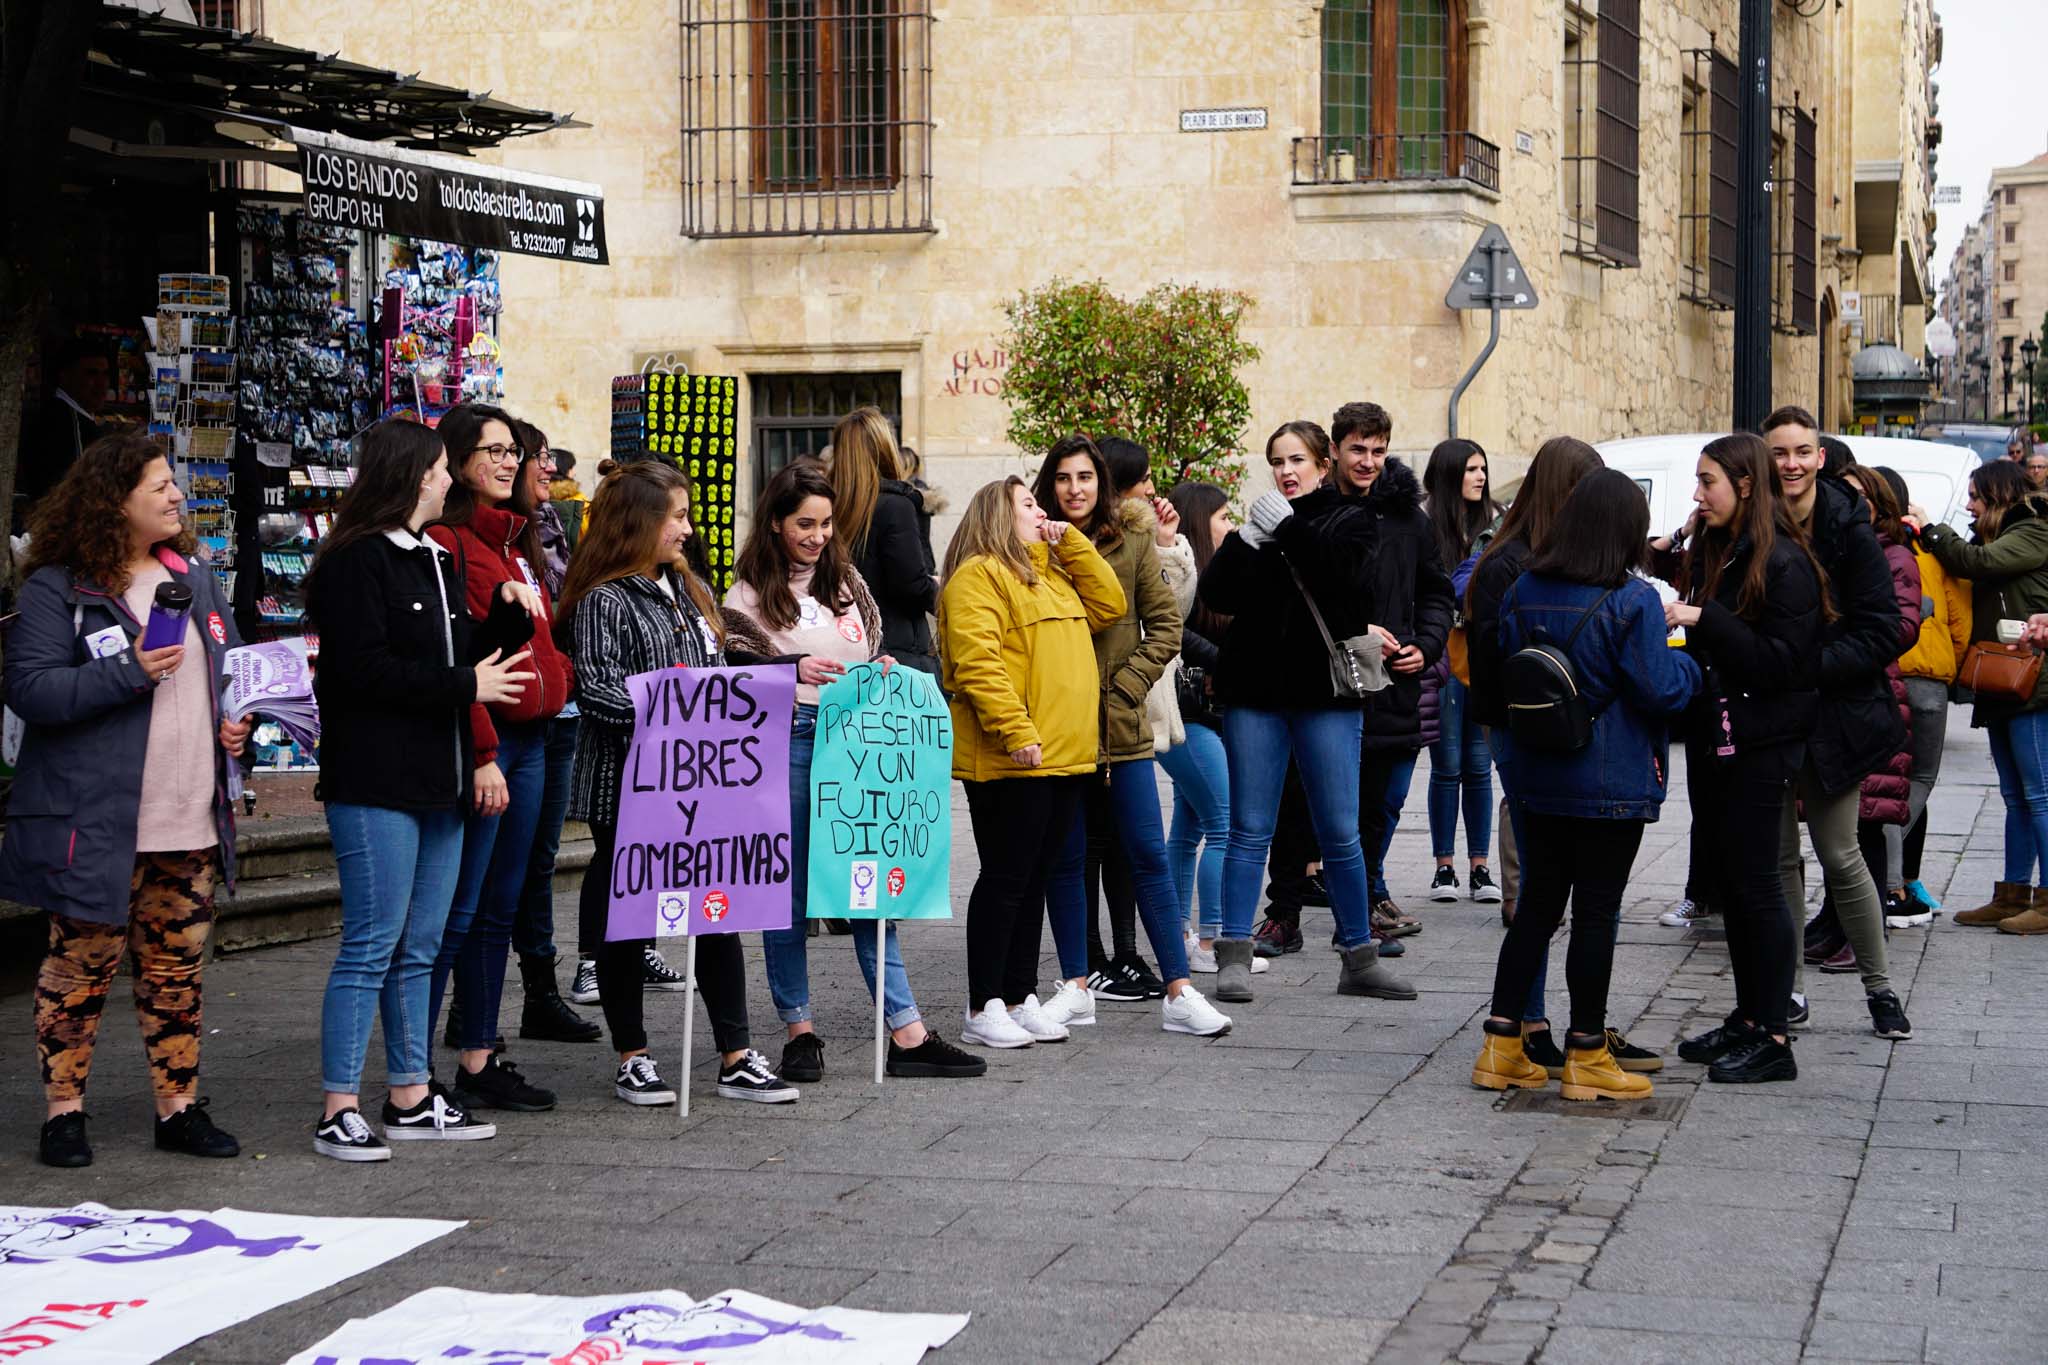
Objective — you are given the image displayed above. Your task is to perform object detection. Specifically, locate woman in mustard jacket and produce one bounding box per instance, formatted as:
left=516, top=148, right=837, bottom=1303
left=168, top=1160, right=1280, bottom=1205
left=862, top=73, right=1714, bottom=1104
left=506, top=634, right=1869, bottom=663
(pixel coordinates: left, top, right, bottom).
left=939, top=475, right=1124, bottom=1049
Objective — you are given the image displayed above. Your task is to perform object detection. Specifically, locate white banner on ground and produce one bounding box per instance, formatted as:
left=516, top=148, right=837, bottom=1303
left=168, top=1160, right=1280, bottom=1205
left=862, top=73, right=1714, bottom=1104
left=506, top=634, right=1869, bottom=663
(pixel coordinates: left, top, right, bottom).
left=285, top=1286, right=970, bottom=1364
left=0, top=1202, right=461, bottom=1364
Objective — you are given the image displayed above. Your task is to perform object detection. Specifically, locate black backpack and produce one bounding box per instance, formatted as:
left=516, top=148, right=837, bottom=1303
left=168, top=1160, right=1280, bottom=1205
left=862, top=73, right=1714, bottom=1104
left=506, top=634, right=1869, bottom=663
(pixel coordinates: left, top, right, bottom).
left=1502, top=586, right=1620, bottom=752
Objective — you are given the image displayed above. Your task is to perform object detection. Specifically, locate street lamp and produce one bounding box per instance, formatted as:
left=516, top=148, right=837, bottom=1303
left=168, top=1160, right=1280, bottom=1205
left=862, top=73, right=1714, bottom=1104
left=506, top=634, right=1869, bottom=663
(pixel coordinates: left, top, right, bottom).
left=2024, top=334, right=2040, bottom=428
left=2003, top=356, right=2014, bottom=423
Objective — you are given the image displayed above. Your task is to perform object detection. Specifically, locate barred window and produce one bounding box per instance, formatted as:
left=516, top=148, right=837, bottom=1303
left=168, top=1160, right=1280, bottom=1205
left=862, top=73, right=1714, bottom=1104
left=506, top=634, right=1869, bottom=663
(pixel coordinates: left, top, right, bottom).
left=683, top=0, right=934, bottom=237
left=1772, top=104, right=1818, bottom=335
left=1299, top=0, right=1495, bottom=191
left=749, top=371, right=901, bottom=497
left=1679, top=47, right=1736, bottom=307
left=1561, top=0, right=1640, bottom=267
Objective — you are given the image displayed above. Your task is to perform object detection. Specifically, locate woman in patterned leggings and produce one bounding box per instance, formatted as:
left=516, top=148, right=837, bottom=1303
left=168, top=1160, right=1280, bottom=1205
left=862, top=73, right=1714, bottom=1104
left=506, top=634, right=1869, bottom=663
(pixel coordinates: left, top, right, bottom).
left=2, top=432, right=250, bottom=1168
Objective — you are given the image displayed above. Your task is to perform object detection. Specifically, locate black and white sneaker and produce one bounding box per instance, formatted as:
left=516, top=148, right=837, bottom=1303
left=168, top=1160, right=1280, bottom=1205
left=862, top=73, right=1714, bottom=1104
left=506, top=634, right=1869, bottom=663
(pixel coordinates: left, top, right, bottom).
left=1469, top=866, right=1502, bottom=904
left=1868, top=989, right=1913, bottom=1040
left=642, top=945, right=688, bottom=992
left=314, top=1107, right=392, bottom=1162
left=381, top=1089, right=497, bottom=1141
left=1086, top=966, right=1148, bottom=1002
left=1428, top=866, right=1460, bottom=902
left=716, top=1049, right=800, bottom=1103
left=568, top=958, right=600, bottom=1004
left=614, top=1054, right=679, bottom=1106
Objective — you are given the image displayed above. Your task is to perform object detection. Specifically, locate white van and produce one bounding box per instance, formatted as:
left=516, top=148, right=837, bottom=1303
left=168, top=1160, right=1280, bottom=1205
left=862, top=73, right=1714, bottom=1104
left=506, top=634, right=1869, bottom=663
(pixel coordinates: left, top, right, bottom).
left=1591, top=433, right=1978, bottom=537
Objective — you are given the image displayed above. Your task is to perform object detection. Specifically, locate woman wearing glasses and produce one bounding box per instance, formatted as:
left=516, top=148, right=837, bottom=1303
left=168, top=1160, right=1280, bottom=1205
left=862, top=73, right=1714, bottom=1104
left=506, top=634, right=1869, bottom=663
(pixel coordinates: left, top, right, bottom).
left=424, top=404, right=574, bottom=1116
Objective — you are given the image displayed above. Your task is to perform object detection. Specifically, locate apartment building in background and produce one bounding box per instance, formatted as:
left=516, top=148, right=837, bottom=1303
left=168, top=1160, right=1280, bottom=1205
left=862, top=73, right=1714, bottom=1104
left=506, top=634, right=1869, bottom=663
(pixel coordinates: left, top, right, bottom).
left=256, top=0, right=1939, bottom=533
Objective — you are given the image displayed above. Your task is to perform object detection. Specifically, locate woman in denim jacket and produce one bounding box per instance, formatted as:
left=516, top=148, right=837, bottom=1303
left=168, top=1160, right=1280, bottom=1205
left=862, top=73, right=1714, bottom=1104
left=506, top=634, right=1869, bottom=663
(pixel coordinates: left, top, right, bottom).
left=1471, top=470, right=1700, bottom=1103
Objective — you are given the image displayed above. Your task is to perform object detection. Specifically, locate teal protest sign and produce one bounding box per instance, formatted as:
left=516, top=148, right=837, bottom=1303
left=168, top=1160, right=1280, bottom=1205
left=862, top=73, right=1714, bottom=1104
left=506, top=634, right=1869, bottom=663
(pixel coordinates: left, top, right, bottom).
left=807, top=663, right=952, bottom=920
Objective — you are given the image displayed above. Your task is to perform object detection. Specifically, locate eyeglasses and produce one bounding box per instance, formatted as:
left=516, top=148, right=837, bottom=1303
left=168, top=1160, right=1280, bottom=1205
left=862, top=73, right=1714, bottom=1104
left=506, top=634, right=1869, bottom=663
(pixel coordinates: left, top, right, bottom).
left=472, top=443, right=521, bottom=465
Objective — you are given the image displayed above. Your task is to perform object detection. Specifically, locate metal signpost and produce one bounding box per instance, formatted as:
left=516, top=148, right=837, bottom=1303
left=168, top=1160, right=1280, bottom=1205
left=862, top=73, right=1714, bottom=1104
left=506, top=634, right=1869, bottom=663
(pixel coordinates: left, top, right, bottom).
left=1444, top=223, right=1538, bottom=439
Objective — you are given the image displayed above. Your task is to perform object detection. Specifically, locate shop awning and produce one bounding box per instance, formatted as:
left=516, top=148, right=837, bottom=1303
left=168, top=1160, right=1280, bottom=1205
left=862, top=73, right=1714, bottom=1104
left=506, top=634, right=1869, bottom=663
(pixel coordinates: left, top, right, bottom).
left=84, top=7, right=583, bottom=154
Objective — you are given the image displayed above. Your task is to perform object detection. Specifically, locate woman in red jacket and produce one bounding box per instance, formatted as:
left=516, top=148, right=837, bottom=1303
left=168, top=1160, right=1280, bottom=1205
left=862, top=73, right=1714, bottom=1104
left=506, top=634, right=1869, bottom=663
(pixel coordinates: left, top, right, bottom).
left=425, top=403, right=575, bottom=1114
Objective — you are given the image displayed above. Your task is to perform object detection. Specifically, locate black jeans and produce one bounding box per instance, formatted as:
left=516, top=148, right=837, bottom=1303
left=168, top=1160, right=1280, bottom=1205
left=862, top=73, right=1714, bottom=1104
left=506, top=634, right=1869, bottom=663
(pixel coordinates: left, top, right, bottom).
left=577, top=820, right=750, bottom=1056
left=1489, top=811, right=1644, bottom=1037
left=1687, top=738, right=1802, bottom=1036
left=1082, top=776, right=1140, bottom=967
left=963, top=775, right=1086, bottom=1007
left=1264, top=764, right=1321, bottom=927
left=1356, top=747, right=1405, bottom=907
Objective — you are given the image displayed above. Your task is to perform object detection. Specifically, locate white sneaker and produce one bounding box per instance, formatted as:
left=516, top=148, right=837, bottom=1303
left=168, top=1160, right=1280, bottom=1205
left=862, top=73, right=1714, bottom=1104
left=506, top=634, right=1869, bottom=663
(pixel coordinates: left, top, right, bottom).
left=1162, top=984, right=1233, bottom=1037
left=1187, top=936, right=1265, bottom=973
left=1658, top=898, right=1715, bottom=929
left=1009, top=993, right=1070, bottom=1043
left=960, top=998, right=1035, bottom=1049
left=568, top=958, right=600, bottom=1004
left=1041, top=979, right=1097, bottom=1028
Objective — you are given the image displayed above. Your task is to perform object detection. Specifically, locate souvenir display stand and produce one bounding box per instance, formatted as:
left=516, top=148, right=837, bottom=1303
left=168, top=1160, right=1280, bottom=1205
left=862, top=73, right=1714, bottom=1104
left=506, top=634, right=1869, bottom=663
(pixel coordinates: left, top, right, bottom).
left=611, top=367, right=740, bottom=591
left=145, top=273, right=237, bottom=601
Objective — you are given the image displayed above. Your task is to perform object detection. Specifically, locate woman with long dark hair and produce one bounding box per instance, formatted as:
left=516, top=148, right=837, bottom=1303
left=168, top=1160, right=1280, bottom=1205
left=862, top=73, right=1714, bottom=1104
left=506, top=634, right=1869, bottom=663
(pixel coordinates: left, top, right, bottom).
left=1160, top=481, right=1254, bottom=973
left=723, top=461, right=984, bottom=1079
left=831, top=407, right=939, bottom=676
left=940, top=476, right=1127, bottom=1047
left=1472, top=471, right=1698, bottom=1099
left=425, top=402, right=576, bottom=1115
left=1421, top=438, right=1503, bottom=905
left=5, top=432, right=251, bottom=1168
left=1199, top=421, right=1413, bottom=1004
left=1029, top=435, right=1231, bottom=1037
left=1665, top=433, right=1827, bottom=1082
left=306, top=419, right=533, bottom=1158
left=1921, top=459, right=2048, bottom=934
left=557, top=461, right=796, bottom=1104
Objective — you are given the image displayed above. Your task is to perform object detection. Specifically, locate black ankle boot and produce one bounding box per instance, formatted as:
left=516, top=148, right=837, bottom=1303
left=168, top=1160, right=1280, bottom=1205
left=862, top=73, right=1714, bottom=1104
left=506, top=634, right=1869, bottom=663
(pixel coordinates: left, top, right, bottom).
left=518, top=953, right=601, bottom=1043
left=40, top=1111, right=91, bottom=1168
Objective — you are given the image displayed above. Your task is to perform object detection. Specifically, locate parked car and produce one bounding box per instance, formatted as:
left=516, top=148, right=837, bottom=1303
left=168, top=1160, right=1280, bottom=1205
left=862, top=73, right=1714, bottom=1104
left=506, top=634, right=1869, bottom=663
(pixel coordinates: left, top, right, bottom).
left=1918, top=422, right=2018, bottom=463
left=1579, top=433, right=1978, bottom=536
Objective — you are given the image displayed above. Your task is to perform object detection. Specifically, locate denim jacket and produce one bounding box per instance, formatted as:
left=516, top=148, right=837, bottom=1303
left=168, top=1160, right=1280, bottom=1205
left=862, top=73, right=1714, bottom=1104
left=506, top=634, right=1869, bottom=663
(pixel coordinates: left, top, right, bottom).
left=1494, top=574, right=1702, bottom=821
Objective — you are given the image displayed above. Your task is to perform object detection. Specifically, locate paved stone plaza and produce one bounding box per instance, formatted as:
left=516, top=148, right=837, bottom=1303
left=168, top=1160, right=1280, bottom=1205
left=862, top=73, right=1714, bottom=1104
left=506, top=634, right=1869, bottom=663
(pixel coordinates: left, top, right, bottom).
left=2, top=714, right=2043, bottom=1364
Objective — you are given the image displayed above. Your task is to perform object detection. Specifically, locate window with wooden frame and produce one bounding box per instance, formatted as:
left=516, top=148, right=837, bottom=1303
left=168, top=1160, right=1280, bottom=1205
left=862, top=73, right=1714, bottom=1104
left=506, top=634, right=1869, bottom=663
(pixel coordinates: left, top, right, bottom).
left=1772, top=103, right=1817, bottom=335
left=1561, top=0, right=1641, bottom=267
left=753, top=0, right=900, bottom=191
left=1304, top=0, right=1495, bottom=190
left=1679, top=46, right=1736, bottom=307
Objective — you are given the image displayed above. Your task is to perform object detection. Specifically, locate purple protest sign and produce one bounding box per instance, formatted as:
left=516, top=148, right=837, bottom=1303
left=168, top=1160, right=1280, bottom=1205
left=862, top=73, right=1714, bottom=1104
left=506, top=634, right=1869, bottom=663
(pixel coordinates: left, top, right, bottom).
left=605, top=663, right=796, bottom=940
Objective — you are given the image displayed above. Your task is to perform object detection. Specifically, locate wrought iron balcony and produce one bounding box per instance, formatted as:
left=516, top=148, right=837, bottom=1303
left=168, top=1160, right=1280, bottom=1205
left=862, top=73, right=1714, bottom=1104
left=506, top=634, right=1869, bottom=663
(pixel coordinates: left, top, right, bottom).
left=1290, top=131, right=1501, bottom=194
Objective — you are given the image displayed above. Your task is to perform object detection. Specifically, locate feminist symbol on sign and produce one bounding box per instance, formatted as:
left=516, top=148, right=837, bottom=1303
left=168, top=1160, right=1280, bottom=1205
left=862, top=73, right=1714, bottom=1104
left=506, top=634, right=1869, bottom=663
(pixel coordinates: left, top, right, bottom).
left=887, top=867, right=906, bottom=898
left=701, top=890, right=730, bottom=923
left=850, top=861, right=878, bottom=912
left=657, top=893, right=688, bottom=933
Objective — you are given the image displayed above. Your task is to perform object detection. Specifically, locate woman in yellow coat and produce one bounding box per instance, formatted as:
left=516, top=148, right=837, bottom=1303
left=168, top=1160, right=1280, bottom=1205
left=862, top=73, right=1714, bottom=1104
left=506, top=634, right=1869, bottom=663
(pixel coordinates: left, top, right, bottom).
left=939, top=475, right=1124, bottom=1049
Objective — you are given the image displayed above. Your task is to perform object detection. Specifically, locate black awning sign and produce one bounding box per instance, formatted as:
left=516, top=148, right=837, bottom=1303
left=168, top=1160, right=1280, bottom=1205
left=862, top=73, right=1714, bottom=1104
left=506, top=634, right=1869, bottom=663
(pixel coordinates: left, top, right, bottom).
left=294, top=128, right=607, bottom=265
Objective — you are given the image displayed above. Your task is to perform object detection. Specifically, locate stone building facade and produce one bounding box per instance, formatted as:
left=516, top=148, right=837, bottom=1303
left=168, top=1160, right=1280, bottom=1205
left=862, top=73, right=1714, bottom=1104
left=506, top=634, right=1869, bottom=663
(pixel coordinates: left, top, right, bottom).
left=1939, top=150, right=2048, bottom=425
left=257, top=0, right=1936, bottom=530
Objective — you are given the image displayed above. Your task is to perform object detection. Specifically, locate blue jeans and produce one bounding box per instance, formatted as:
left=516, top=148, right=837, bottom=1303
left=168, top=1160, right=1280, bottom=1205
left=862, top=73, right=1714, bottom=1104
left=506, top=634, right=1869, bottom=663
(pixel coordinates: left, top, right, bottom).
left=1160, top=724, right=1229, bottom=937
left=1370, top=752, right=1418, bottom=903
left=1220, top=707, right=1373, bottom=948
left=1048, top=758, right=1193, bottom=982
left=1989, top=711, right=2048, bottom=885
left=431, top=720, right=549, bottom=1050
left=321, top=804, right=464, bottom=1094
left=761, top=705, right=922, bottom=1030
left=515, top=713, right=578, bottom=962
left=1429, top=678, right=1494, bottom=861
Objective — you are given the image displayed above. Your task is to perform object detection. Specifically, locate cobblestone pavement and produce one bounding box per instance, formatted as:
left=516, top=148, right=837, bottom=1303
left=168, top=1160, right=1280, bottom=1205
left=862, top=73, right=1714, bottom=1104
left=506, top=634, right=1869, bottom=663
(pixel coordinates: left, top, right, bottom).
left=2, top=715, right=2043, bottom=1363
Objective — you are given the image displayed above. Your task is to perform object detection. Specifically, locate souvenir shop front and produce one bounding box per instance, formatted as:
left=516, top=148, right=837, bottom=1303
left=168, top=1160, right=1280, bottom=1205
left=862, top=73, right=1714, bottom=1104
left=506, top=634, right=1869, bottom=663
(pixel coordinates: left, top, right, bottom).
left=32, top=6, right=607, bottom=773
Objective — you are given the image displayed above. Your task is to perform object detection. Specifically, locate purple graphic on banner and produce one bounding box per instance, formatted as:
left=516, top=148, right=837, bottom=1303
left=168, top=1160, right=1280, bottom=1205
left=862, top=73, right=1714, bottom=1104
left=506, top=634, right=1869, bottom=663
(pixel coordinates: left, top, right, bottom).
left=605, top=663, right=796, bottom=940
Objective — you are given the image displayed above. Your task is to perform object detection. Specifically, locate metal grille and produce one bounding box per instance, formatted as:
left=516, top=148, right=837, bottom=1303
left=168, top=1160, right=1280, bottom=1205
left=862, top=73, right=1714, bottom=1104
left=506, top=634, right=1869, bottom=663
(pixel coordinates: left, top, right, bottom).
left=1592, top=0, right=1641, bottom=267
left=682, top=0, right=934, bottom=237
left=1771, top=106, right=1817, bottom=336
left=748, top=371, right=901, bottom=497
left=1680, top=48, right=1736, bottom=308
left=1291, top=132, right=1498, bottom=192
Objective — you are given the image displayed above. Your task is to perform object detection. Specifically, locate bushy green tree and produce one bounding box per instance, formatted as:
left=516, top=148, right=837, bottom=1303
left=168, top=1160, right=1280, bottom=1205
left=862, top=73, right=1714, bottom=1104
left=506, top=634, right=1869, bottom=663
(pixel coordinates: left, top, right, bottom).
left=1000, top=279, right=1260, bottom=495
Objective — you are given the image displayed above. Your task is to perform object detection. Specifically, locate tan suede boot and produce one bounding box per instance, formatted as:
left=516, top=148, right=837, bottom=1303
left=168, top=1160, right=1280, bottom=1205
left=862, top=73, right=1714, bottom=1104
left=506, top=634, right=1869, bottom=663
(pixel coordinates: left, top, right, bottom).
left=1472, top=1027, right=1550, bottom=1091
left=1560, top=1038, right=1654, bottom=1102
left=1996, top=887, right=2048, bottom=935
left=1955, top=881, right=2033, bottom=927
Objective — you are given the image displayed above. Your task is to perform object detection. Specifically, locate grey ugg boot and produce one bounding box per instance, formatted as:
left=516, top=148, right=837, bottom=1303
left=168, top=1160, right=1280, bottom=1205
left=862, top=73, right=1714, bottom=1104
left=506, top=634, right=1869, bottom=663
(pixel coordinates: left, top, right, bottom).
left=1337, top=942, right=1418, bottom=1000
left=1214, top=939, right=1256, bottom=1003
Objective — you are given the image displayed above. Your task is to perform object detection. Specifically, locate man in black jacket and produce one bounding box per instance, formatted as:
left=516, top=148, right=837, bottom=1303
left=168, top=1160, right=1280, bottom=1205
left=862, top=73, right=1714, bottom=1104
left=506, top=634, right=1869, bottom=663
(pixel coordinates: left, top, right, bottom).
left=1763, top=409, right=1912, bottom=1041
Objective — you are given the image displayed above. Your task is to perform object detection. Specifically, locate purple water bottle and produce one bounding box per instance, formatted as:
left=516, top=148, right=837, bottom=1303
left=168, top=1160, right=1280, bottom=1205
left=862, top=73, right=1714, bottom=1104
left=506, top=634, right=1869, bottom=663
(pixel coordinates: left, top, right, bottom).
left=141, top=581, right=193, bottom=650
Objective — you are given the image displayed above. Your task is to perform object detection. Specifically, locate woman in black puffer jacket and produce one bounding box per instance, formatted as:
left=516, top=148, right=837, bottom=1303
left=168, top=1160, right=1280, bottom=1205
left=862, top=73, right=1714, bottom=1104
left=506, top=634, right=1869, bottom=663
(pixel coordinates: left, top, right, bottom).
left=831, top=407, right=939, bottom=676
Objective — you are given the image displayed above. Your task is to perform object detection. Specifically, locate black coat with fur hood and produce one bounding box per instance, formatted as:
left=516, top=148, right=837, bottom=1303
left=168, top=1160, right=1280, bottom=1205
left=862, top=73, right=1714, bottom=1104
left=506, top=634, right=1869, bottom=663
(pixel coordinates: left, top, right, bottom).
left=1351, top=459, right=1455, bottom=750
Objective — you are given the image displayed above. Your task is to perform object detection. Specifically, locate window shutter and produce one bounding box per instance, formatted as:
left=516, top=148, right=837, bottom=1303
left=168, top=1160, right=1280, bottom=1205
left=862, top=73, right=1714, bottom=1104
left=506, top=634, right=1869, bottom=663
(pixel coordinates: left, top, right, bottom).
left=1594, top=0, right=1641, bottom=267
left=1792, top=106, right=1818, bottom=334
left=1707, top=51, right=1739, bottom=306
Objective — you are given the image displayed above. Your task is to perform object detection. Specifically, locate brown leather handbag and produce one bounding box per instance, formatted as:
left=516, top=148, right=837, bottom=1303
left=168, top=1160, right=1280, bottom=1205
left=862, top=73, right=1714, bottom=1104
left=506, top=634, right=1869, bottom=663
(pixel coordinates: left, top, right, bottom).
left=1957, top=593, right=2042, bottom=702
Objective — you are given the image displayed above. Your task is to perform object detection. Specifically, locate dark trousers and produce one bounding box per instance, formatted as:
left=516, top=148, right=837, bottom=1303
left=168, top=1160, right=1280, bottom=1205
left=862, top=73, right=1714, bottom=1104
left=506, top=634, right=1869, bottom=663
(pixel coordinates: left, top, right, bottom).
left=963, top=775, right=1086, bottom=1007
left=1687, top=739, right=1801, bottom=1036
left=1263, top=765, right=1321, bottom=928
left=1489, top=811, right=1643, bottom=1037
left=577, top=820, right=749, bottom=1056
left=1356, top=747, right=1405, bottom=908
left=1082, top=779, right=1139, bottom=967
left=1901, top=805, right=1928, bottom=882
left=514, top=714, right=578, bottom=962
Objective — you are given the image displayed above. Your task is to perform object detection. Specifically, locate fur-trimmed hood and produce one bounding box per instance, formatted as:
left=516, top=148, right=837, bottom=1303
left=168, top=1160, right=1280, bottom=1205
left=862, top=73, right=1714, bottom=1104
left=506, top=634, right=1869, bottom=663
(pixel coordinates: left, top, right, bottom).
left=1359, top=456, right=1424, bottom=516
